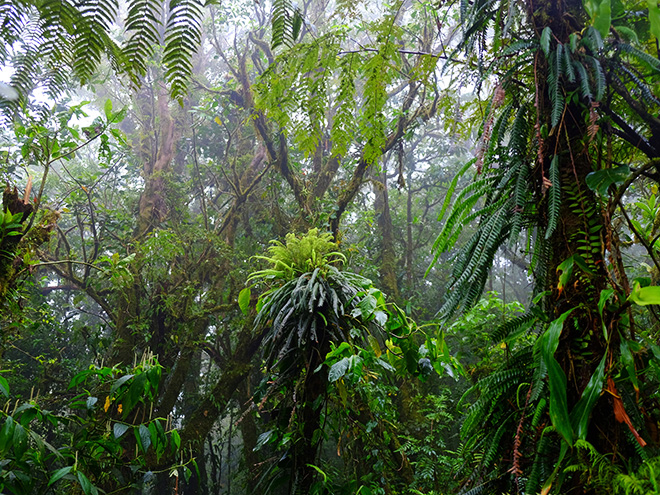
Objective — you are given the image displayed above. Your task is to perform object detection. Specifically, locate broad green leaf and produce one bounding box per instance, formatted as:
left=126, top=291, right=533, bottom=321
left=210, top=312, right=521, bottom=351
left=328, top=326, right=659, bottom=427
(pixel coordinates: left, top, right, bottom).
left=113, top=422, right=130, bottom=439
left=325, top=342, right=350, bottom=361
left=357, top=294, right=378, bottom=319
left=328, top=357, right=350, bottom=382
left=12, top=423, right=27, bottom=458
left=629, top=282, right=660, bottom=306
left=649, top=0, right=660, bottom=40
left=541, top=26, right=552, bottom=56
left=0, top=416, right=15, bottom=452
left=77, top=471, right=98, bottom=495
left=254, top=430, right=274, bottom=451
left=594, top=0, right=611, bottom=37
left=136, top=424, right=151, bottom=452
left=569, top=351, right=607, bottom=439
left=540, top=310, right=574, bottom=446
left=557, top=256, right=574, bottom=292
left=585, top=165, right=630, bottom=196
left=110, top=374, right=134, bottom=395
left=0, top=375, right=8, bottom=397
left=124, top=372, right=147, bottom=416
left=104, top=99, right=113, bottom=120
left=238, top=287, right=251, bottom=315
left=620, top=339, right=639, bottom=393
left=48, top=466, right=73, bottom=487
left=171, top=429, right=181, bottom=451
left=368, top=335, right=382, bottom=358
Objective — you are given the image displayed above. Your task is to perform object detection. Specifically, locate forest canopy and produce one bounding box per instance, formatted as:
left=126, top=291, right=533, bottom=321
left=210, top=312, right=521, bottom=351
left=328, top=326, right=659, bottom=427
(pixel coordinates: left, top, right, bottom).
left=1, top=0, right=660, bottom=494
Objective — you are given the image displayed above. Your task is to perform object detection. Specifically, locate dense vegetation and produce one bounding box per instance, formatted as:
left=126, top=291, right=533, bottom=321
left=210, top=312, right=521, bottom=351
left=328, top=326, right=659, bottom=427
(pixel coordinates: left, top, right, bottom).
left=1, top=0, right=660, bottom=493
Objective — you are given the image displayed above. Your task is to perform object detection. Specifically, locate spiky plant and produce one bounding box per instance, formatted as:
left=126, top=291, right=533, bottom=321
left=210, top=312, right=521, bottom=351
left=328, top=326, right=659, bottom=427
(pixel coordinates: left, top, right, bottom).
left=248, top=229, right=376, bottom=494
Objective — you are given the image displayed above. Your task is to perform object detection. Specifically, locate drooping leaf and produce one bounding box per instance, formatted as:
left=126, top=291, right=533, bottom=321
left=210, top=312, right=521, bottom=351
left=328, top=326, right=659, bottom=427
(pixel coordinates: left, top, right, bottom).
left=540, top=310, right=574, bottom=446
left=569, top=351, right=607, bottom=439
left=650, top=0, right=660, bottom=40
left=238, top=287, right=251, bottom=316
left=48, top=466, right=73, bottom=487
left=585, top=165, right=630, bottom=196
left=328, top=357, right=350, bottom=382
left=113, top=422, right=130, bottom=439
left=629, top=282, right=660, bottom=306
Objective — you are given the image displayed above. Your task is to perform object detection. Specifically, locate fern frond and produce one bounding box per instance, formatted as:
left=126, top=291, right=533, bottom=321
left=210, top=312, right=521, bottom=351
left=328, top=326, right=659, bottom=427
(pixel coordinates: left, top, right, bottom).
left=573, top=60, right=593, bottom=100
left=509, top=104, right=529, bottom=156
left=588, top=56, right=605, bottom=101
left=548, top=46, right=565, bottom=127
left=491, top=311, right=536, bottom=343
left=123, top=0, right=163, bottom=79
left=163, top=0, right=203, bottom=99
left=545, top=155, right=561, bottom=239
left=617, top=42, right=660, bottom=74
left=72, top=0, right=120, bottom=84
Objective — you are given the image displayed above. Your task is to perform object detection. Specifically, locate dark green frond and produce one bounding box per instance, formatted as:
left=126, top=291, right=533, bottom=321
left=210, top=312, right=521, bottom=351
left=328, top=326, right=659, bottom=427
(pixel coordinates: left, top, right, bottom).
left=72, top=0, right=120, bottom=84
left=545, top=155, right=561, bottom=239
left=163, top=0, right=203, bottom=99
left=123, top=0, right=163, bottom=79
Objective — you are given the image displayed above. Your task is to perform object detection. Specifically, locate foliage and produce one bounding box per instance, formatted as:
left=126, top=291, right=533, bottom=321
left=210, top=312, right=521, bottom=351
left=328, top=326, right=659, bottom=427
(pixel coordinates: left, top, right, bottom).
left=0, top=353, right=186, bottom=495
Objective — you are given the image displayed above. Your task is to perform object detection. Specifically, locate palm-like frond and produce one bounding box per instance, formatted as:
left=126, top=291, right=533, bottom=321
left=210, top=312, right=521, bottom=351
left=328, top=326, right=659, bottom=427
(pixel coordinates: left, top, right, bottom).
left=163, top=0, right=203, bottom=99
left=123, top=0, right=163, bottom=79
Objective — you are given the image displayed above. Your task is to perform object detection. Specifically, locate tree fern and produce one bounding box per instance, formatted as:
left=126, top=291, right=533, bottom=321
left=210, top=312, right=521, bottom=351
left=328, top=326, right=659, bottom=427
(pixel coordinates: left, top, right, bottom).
left=163, top=0, right=203, bottom=99
left=72, top=0, right=120, bottom=84
left=123, top=0, right=163, bottom=80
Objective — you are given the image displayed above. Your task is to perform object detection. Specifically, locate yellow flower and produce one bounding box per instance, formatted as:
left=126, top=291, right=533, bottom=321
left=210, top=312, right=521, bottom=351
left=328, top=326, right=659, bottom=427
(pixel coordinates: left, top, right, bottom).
left=103, top=396, right=111, bottom=412
left=117, top=404, right=123, bottom=414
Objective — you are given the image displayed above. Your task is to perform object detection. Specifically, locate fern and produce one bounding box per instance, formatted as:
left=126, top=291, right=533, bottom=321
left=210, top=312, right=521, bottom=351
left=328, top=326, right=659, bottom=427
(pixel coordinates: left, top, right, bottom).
left=617, top=42, right=660, bottom=74
left=548, top=45, right=565, bottom=128
left=163, top=0, right=203, bottom=99
left=491, top=311, right=536, bottom=343
left=123, top=0, right=163, bottom=79
left=72, top=0, right=120, bottom=84
left=545, top=155, right=561, bottom=239
left=573, top=60, right=593, bottom=99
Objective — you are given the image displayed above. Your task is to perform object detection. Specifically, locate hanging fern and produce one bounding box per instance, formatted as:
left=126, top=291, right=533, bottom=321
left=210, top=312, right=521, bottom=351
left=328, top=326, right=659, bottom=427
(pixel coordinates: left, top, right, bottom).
left=545, top=155, right=561, bottom=239
left=72, top=0, right=120, bottom=84
left=163, top=0, right=203, bottom=99
left=123, top=0, right=163, bottom=80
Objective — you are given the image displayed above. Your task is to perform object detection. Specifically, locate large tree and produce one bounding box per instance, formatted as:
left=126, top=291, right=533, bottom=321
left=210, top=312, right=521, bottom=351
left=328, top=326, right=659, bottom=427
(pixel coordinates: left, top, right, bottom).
left=432, top=0, right=660, bottom=491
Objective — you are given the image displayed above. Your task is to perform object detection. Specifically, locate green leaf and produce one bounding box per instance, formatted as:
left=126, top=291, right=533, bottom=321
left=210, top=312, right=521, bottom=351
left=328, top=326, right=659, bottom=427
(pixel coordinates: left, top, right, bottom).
left=541, top=26, right=552, bottom=56
left=620, top=339, right=639, bottom=393
left=569, top=351, right=607, bottom=439
left=328, top=357, right=350, bottom=382
left=113, top=422, right=130, bottom=439
left=110, top=374, right=134, bottom=395
left=254, top=430, right=274, bottom=451
left=540, top=310, right=574, bottom=446
left=137, top=424, right=151, bottom=452
left=171, top=429, right=181, bottom=451
left=585, top=165, right=630, bottom=196
left=629, top=282, right=660, bottom=306
left=557, top=256, right=574, bottom=292
left=650, top=0, right=660, bottom=40
left=0, top=375, right=9, bottom=398
left=48, top=466, right=73, bottom=487
left=238, top=287, right=251, bottom=316
left=104, top=99, right=113, bottom=120
left=594, top=0, right=611, bottom=37
left=325, top=342, right=350, bottom=361
left=77, top=471, right=98, bottom=495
